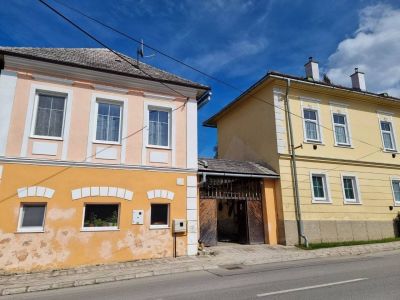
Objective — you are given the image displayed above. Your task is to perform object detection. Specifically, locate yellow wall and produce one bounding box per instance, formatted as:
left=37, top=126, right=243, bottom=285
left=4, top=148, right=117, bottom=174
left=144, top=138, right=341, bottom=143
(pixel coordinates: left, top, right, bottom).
left=0, top=163, right=191, bottom=272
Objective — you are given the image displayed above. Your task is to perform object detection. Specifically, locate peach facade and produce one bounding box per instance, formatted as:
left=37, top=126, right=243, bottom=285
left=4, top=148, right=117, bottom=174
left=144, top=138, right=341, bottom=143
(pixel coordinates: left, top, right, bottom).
left=0, top=52, right=205, bottom=272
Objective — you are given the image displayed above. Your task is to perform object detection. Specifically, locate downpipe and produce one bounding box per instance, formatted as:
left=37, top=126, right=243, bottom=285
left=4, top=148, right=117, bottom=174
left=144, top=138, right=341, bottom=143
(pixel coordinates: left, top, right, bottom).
left=284, top=78, right=309, bottom=248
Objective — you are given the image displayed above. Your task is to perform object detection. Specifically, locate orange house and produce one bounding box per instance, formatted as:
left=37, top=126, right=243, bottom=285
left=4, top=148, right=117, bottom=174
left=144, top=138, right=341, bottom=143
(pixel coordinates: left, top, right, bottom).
left=0, top=47, right=210, bottom=272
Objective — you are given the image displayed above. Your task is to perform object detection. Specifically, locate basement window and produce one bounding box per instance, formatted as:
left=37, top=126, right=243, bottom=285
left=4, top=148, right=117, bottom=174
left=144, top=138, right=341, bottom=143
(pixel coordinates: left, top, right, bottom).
left=17, top=203, right=46, bottom=233
left=82, top=204, right=119, bottom=231
left=150, top=204, right=169, bottom=229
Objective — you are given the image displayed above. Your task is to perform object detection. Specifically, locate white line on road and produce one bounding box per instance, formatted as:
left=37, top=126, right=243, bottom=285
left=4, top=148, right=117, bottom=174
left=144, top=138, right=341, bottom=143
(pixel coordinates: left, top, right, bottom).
left=257, top=278, right=368, bottom=297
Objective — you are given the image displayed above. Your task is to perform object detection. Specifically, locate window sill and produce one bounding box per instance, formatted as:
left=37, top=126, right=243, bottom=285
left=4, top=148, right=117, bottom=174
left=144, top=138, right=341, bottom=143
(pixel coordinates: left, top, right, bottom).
left=81, top=227, right=119, bottom=232
left=334, top=144, right=354, bottom=149
left=383, top=149, right=398, bottom=153
left=311, top=200, right=332, bottom=204
left=93, top=140, right=121, bottom=146
left=146, top=145, right=172, bottom=150
left=149, top=225, right=170, bottom=230
left=30, top=135, right=63, bottom=141
left=344, top=201, right=362, bottom=205
left=16, top=228, right=45, bottom=233
left=303, top=141, right=324, bottom=146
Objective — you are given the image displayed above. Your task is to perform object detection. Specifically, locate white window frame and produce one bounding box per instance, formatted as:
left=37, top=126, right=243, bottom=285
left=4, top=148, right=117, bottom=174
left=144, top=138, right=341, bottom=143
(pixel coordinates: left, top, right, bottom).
left=30, top=90, right=68, bottom=141
left=17, top=203, right=47, bottom=233
left=302, top=107, right=322, bottom=143
left=332, top=113, right=351, bottom=147
left=341, top=174, right=361, bottom=204
left=149, top=203, right=170, bottom=229
left=390, top=176, right=400, bottom=206
left=379, top=120, right=397, bottom=152
left=93, top=99, right=123, bottom=145
left=310, top=171, right=331, bottom=203
left=146, top=105, right=172, bottom=149
left=81, top=203, right=120, bottom=232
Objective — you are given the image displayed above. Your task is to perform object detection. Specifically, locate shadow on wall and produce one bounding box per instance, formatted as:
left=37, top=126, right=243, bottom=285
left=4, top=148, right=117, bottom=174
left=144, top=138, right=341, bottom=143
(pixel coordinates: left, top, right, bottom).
left=393, top=213, right=400, bottom=237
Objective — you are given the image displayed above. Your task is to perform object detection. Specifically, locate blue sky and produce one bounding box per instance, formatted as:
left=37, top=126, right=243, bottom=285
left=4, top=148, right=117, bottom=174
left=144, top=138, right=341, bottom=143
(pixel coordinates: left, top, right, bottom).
left=1, top=0, right=400, bottom=157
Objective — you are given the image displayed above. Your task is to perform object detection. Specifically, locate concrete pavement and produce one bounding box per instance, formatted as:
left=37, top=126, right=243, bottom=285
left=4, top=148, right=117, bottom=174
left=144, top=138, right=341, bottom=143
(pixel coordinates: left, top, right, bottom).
left=4, top=249, right=400, bottom=299
left=1, top=241, right=400, bottom=297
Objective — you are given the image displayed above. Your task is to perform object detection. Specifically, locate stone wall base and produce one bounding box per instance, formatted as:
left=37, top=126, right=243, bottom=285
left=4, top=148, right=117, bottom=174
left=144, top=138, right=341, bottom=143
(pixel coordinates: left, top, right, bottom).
left=284, top=220, right=397, bottom=245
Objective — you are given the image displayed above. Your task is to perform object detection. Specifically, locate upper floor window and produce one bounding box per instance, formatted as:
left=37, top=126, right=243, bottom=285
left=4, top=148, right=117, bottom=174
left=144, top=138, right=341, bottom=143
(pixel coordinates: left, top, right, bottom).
left=148, top=108, right=170, bottom=147
left=333, top=113, right=350, bottom=146
left=303, top=109, right=321, bottom=142
left=380, top=121, right=396, bottom=151
left=34, top=93, right=66, bottom=138
left=96, top=102, right=122, bottom=143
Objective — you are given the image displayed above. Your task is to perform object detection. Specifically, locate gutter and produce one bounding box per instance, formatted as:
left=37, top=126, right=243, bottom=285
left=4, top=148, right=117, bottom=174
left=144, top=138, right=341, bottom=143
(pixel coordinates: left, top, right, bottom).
left=284, top=78, right=309, bottom=248
left=198, top=171, right=279, bottom=179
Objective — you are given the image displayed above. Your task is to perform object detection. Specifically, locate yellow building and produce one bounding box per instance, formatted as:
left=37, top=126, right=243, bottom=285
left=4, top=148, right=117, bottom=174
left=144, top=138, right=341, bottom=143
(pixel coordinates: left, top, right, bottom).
left=0, top=47, right=210, bottom=272
left=205, top=58, right=400, bottom=245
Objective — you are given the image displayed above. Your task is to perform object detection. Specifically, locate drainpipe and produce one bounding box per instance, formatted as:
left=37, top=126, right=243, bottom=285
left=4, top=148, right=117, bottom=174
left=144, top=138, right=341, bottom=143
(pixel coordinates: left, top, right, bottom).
left=284, top=79, right=309, bottom=248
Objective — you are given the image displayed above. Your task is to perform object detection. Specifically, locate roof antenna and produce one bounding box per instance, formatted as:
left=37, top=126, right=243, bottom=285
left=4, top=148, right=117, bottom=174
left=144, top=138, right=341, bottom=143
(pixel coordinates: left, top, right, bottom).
left=136, top=39, right=155, bottom=65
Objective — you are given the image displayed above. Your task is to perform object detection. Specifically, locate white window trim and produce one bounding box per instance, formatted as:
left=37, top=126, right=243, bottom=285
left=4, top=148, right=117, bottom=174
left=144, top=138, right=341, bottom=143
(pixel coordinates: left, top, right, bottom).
left=149, top=203, right=170, bottom=229
left=378, top=112, right=397, bottom=152
left=390, top=176, right=400, bottom=207
left=340, top=173, right=362, bottom=205
left=93, top=99, right=124, bottom=145
left=310, top=171, right=331, bottom=203
left=302, top=106, right=323, bottom=144
left=81, top=203, right=120, bottom=232
left=17, top=203, right=47, bottom=233
left=330, top=104, right=352, bottom=147
left=146, top=106, right=172, bottom=149
left=30, top=90, right=68, bottom=140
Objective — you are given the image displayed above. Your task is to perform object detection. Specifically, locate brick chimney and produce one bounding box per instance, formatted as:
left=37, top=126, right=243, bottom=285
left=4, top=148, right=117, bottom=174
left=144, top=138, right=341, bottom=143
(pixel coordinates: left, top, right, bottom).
left=350, top=68, right=366, bottom=91
left=304, top=57, right=320, bottom=81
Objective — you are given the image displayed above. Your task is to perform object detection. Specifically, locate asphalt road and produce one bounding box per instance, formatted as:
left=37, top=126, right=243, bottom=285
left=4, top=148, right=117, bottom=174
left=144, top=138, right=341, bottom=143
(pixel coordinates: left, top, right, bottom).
left=5, top=250, right=400, bottom=300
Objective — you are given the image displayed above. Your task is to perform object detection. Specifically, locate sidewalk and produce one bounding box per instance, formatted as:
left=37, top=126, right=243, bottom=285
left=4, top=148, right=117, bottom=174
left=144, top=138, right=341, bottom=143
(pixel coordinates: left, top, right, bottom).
left=1, top=241, right=400, bottom=296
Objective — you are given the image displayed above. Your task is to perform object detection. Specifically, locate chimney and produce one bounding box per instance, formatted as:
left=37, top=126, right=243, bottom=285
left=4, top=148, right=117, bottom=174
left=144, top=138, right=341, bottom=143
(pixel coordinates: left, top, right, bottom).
left=304, top=57, right=320, bottom=81
left=350, top=68, right=366, bottom=91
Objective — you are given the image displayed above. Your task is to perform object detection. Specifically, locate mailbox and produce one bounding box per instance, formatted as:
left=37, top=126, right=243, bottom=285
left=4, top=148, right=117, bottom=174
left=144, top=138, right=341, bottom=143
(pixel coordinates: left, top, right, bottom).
left=132, top=210, right=144, bottom=225
left=173, top=219, right=187, bottom=233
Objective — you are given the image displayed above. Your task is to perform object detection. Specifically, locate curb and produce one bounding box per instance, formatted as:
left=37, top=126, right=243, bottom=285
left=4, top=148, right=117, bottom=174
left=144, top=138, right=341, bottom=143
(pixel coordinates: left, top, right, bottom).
left=0, top=265, right=218, bottom=297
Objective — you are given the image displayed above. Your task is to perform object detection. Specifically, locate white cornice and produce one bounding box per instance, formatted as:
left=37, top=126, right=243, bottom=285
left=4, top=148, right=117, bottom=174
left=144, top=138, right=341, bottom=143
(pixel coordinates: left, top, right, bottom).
left=5, top=55, right=200, bottom=99
left=143, top=92, right=176, bottom=101
left=93, top=84, right=129, bottom=94
left=32, top=73, right=73, bottom=86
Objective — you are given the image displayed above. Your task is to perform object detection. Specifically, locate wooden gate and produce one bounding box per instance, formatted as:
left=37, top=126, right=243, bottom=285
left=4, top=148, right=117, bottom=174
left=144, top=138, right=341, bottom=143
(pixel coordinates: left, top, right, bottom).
left=199, top=176, right=265, bottom=246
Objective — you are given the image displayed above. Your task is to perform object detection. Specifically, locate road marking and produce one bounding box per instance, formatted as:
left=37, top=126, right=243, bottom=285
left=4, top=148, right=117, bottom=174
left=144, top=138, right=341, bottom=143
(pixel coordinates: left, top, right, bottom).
left=257, top=278, right=368, bottom=297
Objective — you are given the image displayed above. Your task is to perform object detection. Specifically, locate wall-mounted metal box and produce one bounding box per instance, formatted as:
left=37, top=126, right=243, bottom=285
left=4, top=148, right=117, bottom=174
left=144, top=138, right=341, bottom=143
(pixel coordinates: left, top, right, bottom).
left=173, top=219, right=187, bottom=233
left=132, top=210, right=144, bottom=225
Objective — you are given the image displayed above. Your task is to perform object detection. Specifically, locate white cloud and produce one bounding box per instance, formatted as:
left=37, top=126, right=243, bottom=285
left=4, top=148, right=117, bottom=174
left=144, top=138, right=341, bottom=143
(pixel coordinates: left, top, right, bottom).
left=327, top=4, right=400, bottom=97
left=188, top=37, right=268, bottom=76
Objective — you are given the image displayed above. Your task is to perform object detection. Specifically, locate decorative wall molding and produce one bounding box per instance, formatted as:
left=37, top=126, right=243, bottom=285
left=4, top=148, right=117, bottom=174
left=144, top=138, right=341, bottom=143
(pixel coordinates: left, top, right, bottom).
left=71, top=186, right=133, bottom=201
left=147, top=189, right=174, bottom=200
left=17, top=186, right=55, bottom=198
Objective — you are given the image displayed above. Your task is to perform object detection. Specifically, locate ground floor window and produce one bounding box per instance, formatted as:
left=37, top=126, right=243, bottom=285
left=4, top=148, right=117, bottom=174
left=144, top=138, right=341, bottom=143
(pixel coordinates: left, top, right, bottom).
left=18, top=203, right=46, bottom=232
left=310, top=173, right=330, bottom=203
left=150, top=203, right=169, bottom=228
left=392, top=179, right=400, bottom=205
left=83, top=204, right=119, bottom=231
left=342, top=175, right=361, bottom=204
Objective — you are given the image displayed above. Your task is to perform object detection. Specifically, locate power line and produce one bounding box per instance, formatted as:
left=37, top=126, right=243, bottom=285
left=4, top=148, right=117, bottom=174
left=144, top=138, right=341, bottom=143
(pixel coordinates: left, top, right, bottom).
left=48, top=0, right=386, bottom=152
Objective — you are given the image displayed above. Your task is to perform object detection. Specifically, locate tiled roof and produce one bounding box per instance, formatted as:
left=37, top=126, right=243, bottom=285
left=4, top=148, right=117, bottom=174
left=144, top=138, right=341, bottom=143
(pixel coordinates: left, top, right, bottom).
left=198, top=158, right=278, bottom=177
left=0, top=47, right=209, bottom=90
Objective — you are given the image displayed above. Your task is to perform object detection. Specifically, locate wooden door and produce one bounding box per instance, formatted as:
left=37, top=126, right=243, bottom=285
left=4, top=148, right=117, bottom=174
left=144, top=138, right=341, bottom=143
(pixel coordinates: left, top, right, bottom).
left=199, top=199, right=217, bottom=246
left=247, top=200, right=264, bottom=244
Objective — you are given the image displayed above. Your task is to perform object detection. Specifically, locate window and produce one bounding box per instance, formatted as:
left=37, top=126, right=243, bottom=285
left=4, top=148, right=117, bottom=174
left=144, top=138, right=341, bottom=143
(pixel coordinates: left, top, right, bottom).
left=83, top=204, right=119, bottom=231
left=17, top=203, right=46, bottom=232
left=391, top=180, right=400, bottom=205
left=333, top=113, right=350, bottom=146
left=148, top=109, right=170, bottom=147
left=342, top=176, right=360, bottom=204
left=380, top=121, right=396, bottom=151
left=34, top=93, right=66, bottom=138
left=311, top=173, right=329, bottom=203
left=303, top=109, right=321, bottom=142
left=150, top=204, right=169, bottom=228
left=96, top=102, right=122, bottom=143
